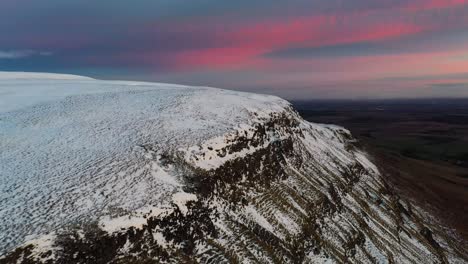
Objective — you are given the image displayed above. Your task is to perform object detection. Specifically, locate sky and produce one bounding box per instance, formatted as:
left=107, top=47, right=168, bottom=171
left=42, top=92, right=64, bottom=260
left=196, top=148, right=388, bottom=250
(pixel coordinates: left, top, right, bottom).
left=1, top=0, right=468, bottom=99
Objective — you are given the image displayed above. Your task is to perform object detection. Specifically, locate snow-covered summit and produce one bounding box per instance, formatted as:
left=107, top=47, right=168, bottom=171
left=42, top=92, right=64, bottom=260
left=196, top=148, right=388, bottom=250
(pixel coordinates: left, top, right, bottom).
left=0, top=71, right=93, bottom=80
left=0, top=72, right=288, bottom=251
left=1, top=72, right=466, bottom=263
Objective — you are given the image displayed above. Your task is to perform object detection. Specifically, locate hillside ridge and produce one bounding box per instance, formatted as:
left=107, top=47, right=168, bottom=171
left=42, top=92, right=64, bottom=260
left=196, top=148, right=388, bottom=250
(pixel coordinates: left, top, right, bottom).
left=0, top=74, right=466, bottom=263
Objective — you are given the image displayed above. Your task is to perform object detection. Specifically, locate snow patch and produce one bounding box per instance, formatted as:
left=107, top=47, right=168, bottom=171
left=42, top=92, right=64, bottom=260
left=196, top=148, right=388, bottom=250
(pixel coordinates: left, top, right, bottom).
left=152, top=232, right=169, bottom=248
left=172, top=192, right=198, bottom=215
left=245, top=205, right=276, bottom=234
left=21, top=233, right=57, bottom=261
left=99, top=206, right=173, bottom=233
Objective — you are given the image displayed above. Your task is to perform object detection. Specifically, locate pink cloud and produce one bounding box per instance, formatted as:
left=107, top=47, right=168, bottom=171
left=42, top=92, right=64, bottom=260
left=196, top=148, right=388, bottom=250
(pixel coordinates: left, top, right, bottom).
left=256, top=48, right=468, bottom=84
left=169, top=16, right=424, bottom=70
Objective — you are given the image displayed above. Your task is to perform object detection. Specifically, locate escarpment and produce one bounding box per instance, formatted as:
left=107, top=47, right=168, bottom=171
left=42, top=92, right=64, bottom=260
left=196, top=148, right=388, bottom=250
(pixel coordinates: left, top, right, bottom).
left=1, top=74, right=466, bottom=263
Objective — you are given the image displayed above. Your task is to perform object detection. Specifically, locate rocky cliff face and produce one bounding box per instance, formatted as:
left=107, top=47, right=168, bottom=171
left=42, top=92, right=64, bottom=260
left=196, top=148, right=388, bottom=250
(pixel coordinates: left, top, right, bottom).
left=0, top=73, right=466, bottom=263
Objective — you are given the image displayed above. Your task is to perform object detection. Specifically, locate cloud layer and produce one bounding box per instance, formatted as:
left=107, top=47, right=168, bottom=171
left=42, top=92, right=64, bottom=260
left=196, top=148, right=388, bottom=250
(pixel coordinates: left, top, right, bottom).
left=1, top=0, right=468, bottom=99
left=0, top=50, right=52, bottom=59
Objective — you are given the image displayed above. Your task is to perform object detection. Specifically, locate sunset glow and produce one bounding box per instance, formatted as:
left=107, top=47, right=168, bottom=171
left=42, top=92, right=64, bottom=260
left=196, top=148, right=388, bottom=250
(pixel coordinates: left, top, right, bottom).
left=1, top=0, right=468, bottom=98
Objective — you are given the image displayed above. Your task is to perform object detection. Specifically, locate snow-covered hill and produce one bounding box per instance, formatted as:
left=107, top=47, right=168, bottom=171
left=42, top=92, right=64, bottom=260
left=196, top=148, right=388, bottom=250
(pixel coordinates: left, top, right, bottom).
left=0, top=72, right=466, bottom=263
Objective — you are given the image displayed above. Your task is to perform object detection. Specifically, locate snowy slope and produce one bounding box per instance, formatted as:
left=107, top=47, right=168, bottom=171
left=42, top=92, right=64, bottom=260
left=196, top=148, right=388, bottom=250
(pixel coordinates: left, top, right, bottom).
left=0, top=72, right=466, bottom=263
left=0, top=73, right=286, bottom=251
